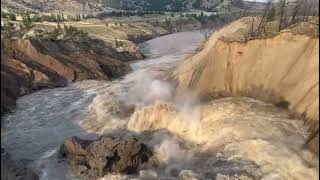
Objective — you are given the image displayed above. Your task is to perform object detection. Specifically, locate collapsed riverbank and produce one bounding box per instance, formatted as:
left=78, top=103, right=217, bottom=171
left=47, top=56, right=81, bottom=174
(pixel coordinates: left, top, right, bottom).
left=1, top=16, right=318, bottom=180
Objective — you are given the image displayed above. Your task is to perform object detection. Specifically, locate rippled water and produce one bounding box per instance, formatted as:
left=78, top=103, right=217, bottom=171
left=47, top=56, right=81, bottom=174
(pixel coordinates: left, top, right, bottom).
left=1, top=31, right=206, bottom=179
left=1, top=30, right=318, bottom=180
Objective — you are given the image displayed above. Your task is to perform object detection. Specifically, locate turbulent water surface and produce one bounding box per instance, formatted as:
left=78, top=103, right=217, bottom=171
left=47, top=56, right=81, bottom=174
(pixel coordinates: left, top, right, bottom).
left=1, top=31, right=319, bottom=180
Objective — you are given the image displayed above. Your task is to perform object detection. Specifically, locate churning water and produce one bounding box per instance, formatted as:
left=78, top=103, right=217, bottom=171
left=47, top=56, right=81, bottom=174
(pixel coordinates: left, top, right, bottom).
left=1, top=31, right=318, bottom=180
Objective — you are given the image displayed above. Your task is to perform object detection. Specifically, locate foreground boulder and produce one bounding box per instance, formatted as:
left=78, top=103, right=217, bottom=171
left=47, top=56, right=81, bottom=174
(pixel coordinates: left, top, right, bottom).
left=60, top=136, right=152, bottom=179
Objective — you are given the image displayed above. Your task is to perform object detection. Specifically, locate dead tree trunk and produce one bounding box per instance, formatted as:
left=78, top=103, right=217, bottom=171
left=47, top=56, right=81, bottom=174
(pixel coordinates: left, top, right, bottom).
left=302, top=2, right=308, bottom=21
left=249, top=17, right=255, bottom=38
left=279, top=0, right=287, bottom=32
left=311, top=0, right=317, bottom=17
left=289, top=0, right=302, bottom=26
left=256, top=0, right=271, bottom=36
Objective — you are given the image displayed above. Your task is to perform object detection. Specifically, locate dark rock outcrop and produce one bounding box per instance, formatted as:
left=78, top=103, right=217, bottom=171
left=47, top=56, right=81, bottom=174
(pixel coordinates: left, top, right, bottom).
left=1, top=38, right=132, bottom=117
left=60, top=136, right=152, bottom=179
left=1, top=148, right=39, bottom=180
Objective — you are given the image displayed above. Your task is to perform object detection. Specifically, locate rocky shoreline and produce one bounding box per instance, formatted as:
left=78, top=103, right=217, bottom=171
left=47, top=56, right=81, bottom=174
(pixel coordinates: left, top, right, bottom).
left=0, top=30, right=163, bottom=180
left=1, top=20, right=217, bottom=179
left=0, top=38, right=134, bottom=117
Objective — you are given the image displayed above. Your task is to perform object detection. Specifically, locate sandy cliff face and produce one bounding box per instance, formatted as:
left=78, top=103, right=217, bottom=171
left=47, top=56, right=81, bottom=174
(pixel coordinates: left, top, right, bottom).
left=128, top=98, right=318, bottom=179
left=173, top=17, right=319, bottom=153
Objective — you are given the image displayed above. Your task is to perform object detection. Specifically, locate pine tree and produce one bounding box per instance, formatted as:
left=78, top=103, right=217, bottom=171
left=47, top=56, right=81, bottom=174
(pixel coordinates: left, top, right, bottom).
left=50, top=13, right=55, bottom=22
left=8, top=12, right=16, bottom=21
left=57, top=14, right=61, bottom=22
left=22, top=12, right=32, bottom=29
left=1, top=11, right=8, bottom=19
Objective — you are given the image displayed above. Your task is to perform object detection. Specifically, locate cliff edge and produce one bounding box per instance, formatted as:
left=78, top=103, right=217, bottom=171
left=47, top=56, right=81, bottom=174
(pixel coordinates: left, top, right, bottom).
left=173, top=17, right=319, bottom=154
left=1, top=38, right=132, bottom=116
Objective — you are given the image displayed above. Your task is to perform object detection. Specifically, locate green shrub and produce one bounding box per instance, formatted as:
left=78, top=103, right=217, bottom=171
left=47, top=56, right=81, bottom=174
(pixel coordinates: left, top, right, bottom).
left=31, top=14, right=43, bottom=22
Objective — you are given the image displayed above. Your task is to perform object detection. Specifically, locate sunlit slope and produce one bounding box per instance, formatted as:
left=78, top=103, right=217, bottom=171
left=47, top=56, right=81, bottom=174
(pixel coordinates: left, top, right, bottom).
left=173, top=17, right=319, bottom=153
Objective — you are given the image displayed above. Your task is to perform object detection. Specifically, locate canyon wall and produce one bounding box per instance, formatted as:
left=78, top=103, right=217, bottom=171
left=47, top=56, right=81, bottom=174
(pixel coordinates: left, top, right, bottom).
left=173, top=17, right=319, bottom=153
left=1, top=38, right=132, bottom=116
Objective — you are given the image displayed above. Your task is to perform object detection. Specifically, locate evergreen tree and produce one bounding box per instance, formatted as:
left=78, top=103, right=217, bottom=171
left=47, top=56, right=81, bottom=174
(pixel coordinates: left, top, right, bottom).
left=1, top=11, right=8, bottom=19
left=8, top=12, right=16, bottom=21
left=50, top=13, right=57, bottom=22
left=22, top=12, right=32, bottom=29
left=57, top=14, right=61, bottom=22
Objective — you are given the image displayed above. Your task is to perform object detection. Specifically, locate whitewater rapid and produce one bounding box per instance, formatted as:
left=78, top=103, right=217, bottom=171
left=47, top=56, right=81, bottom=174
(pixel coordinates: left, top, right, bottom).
left=1, top=30, right=318, bottom=180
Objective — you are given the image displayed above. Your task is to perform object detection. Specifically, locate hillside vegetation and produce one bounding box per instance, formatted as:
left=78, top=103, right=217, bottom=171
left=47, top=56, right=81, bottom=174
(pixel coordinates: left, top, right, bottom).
left=1, top=0, right=246, bottom=12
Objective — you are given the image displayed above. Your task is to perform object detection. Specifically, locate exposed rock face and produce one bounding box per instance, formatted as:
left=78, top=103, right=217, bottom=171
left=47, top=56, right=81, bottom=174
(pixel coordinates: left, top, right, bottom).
left=173, top=17, right=319, bottom=154
left=1, top=148, right=39, bottom=180
left=1, top=38, right=132, bottom=116
left=60, top=136, right=153, bottom=179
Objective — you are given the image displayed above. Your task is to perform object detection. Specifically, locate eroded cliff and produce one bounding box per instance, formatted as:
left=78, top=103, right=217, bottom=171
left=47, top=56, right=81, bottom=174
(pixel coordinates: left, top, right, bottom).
left=173, top=17, right=319, bottom=153
left=1, top=38, right=132, bottom=116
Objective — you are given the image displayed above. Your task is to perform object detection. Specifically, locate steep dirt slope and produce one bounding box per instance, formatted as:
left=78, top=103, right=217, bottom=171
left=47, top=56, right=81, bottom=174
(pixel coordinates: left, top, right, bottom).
left=1, top=38, right=132, bottom=116
left=173, top=17, right=319, bottom=153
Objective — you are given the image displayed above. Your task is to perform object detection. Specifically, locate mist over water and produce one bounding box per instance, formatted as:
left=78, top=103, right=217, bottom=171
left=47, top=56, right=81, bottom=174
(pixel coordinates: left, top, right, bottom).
left=1, top=31, right=318, bottom=180
left=1, top=31, right=206, bottom=180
